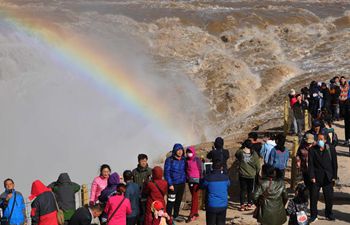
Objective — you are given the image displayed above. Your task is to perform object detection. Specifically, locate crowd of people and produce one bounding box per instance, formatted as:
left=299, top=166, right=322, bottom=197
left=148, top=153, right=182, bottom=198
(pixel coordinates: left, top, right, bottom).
left=0, top=76, right=348, bottom=225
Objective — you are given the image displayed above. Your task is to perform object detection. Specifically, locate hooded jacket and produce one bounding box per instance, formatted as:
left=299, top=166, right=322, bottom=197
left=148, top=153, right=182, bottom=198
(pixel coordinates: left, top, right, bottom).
left=268, top=146, right=290, bottom=170
left=186, top=146, right=203, bottom=182
left=0, top=190, right=26, bottom=225
left=143, top=166, right=168, bottom=225
left=90, top=176, right=108, bottom=203
left=30, top=180, right=58, bottom=225
left=98, top=173, right=120, bottom=204
left=207, top=137, right=230, bottom=173
left=254, top=178, right=288, bottom=225
left=48, top=173, right=80, bottom=221
left=260, top=140, right=276, bottom=164
left=164, top=144, right=186, bottom=186
left=104, top=194, right=132, bottom=225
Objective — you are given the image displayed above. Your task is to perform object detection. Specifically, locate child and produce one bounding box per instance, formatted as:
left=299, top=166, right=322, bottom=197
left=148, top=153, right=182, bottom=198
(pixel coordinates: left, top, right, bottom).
left=151, top=200, right=171, bottom=225
left=286, top=183, right=309, bottom=225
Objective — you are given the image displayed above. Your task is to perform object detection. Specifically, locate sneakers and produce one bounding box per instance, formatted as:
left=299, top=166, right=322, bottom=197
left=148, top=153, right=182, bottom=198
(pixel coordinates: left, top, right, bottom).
left=326, top=214, right=336, bottom=221
left=173, top=216, right=185, bottom=223
left=309, top=217, right=318, bottom=223
left=238, top=205, right=245, bottom=211
left=245, top=204, right=255, bottom=211
left=186, top=214, right=199, bottom=223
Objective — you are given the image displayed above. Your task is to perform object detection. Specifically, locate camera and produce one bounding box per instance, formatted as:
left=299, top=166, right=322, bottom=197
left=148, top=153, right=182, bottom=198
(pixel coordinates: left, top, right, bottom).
left=8, top=189, right=13, bottom=194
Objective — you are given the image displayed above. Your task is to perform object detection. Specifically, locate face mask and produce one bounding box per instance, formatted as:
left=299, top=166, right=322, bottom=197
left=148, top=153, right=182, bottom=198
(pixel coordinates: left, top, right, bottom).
left=317, top=140, right=325, bottom=148
left=187, top=153, right=193, bottom=158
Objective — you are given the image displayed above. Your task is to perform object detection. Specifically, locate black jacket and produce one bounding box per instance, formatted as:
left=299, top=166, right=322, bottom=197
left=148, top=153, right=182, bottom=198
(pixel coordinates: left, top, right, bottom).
left=68, top=207, right=92, bottom=225
left=308, top=144, right=338, bottom=185
left=207, top=148, right=230, bottom=172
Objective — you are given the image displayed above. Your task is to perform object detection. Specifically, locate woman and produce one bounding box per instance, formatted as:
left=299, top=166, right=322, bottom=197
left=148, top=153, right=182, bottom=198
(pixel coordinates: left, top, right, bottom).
left=30, top=180, right=58, bottom=225
left=98, top=172, right=120, bottom=205
left=235, top=140, right=260, bottom=211
left=90, top=164, right=111, bottom=205
left=253, top=165, right=288, bottom=225
left=185, top=146, right=203, bottom=222
left=103, top=184, right=131, bottom=225
left=143, top=166, right=168, bottom=225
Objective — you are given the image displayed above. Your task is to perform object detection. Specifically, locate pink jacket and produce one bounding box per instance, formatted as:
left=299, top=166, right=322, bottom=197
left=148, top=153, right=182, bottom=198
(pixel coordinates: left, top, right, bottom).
left=186, top=146, right=203, bottom=180
left=105, top=195, right=132, bottom=225
left=90, top=176, right=108, bottom=203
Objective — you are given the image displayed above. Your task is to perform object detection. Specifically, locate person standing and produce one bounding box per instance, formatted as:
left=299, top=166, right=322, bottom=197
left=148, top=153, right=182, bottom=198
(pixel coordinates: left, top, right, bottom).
left=268, top=134, right=290, bottom=179
left=90, top=164, right=111, bottom=206
left=143, top=167, right=168, bottom=225
left=123, top=170, right=140, bottom=225
left=207, top=137, right=230, bottom=174
left=164, top=143, right=186, bottom=222
left=296, top=133, right=315, bottom=190
left=201, top=161, right=230, bottom=225
left=329, top=78, right=341, bottom=121
left=260, top=133, right=276, bottom=165
left=185, top=146, right=203, bottom=222
left=293, top=94, right=307, bottom=138
left=98, top=173, right=120, bottom=205
left=68, top=204, right=103, bottom=225
left=339, top=76, right=349, bottom=119
left=30, top=180, right=58, bottom=225
left=0, top=179, right=27, bottom=225
left=344, top=99, right=350, bottom=146
left=235, top=140, right=260, bottom=211
left=253, top=164, right=288, bottom=225
left=132, top=154, right=152, bottom=225
left=308, top=134, right=338, bottom=222
left=48, top=173, right=80, bottom=224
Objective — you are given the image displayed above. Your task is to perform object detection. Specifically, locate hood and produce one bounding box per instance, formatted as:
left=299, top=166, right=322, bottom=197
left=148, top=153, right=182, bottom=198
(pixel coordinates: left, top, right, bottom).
left=57, top=173, right=71, bottom=184
left=152, top=166, right=163, bottom=180
left=172, top=143, right=184, bottom=156
left=214, top=137, right=224, bottom=149
left=107, top=172, right=120, bottom=186
left=29, top=180, right=51, bottom=201
left=186, top=146, right=196, bottom=159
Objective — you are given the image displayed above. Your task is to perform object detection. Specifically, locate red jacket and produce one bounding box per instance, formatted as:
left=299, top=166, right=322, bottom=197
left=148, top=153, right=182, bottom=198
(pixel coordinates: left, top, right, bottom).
left=143, top=167, right=168, bottom=225
left=30, top=180, right=58, bottom=225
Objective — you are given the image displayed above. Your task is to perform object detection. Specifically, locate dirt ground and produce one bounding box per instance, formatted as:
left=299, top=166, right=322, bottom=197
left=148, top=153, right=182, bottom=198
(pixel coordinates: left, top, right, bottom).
left=177, top=120, right=350, bottom=225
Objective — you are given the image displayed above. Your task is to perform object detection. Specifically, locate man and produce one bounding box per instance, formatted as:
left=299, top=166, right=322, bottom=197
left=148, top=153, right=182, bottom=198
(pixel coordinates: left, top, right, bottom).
left=0, top=179, right=27, bottom=225
left=132, top=154, right=152, bottom=225
left=268, top=134, right=290, bottom=179
left=201, top=161, right=230, bottom=225
left=304, top=119, right=324, bottom=143
left=48, top=173, right=80, bottom=225
left=293, top=94, right=306, bottom=138
left=329, top=78, right=341, bottom=121
left=308, top=133, right=338, bottom=222
left=123, top=170, right=140, bottom=225
left=207, top=137, right=230, bottom=173
left=164, top=143, right=186, bottom=222
left=68, top=204, right=103, bottom=225
left=296, top=133, right=315, bottom=189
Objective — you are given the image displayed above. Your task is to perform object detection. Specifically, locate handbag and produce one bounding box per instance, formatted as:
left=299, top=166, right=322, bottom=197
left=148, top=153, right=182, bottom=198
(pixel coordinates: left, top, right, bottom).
left=107, top=197, right=126, bottom=225
left=1, top=192, right=17, bottom=225
left=51, top=192, right=65, bottom=225
left=253, top=179, right=272, bottom=219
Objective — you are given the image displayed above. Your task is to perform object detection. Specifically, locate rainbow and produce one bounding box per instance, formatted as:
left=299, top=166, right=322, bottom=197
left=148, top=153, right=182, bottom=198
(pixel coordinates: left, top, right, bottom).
left=0, top=6, right=196, bottom=144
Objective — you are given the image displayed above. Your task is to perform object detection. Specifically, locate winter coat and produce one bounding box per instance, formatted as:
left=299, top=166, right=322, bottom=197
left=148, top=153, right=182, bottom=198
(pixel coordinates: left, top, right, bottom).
left=201, top=169, right=230, bottom=212
left=143, top=166, right=168, bottom=225
left=296, top=143, right=311, bottom=173
left=104, top=195, right=132, bottom=225
left=48, top=173, right=80, bottom=221
left=90, top=176, right=108, bottom=203
left=293, top=101, right=306, bottom=120
left=308, top=144, right=338, bottom=185
left=286, top=199, right=309, bottom=225
left=186, top=146, right=203, bottom=183
left=268, top=146, right=290, bottom=170
left=339, top=83, right=349, bottom=101
left=30, top=180, right=58, bottom=225
left=329, top=84, right=341, bottom=105
left=164, top=146, right=186, bottom=186
left=132, top=165, right=152, bottom=189
left=98, top=173, right=120, bottom=205
left=235, top=148, right=260, bottom=179
left=254, top=178, right=288, bottom=225
left=260, top=140, right=276, bottom=164
left=68, top=206, right=92, bottom=225
left=0, top=190, right=26, bottom=225
left=125, top=181, right=140, bottom=218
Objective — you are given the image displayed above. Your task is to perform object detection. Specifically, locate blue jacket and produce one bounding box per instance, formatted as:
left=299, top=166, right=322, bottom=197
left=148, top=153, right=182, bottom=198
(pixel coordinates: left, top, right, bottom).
left=201, top=170, right=230, bottom=212
left=164, top=146, right=186, bottom=186
left=268, top=146, right=290, bottom=170
left=0, top=190, right=26, bottom=225
left=260, top=140, right=276, bottom=164
left=125, top=182, right=140, bottom=218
